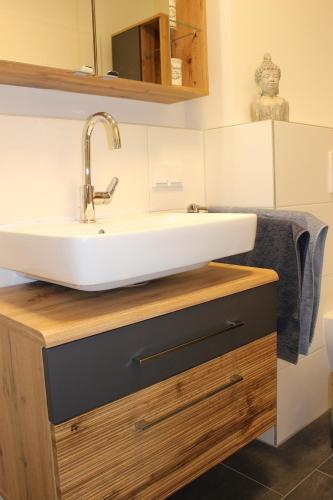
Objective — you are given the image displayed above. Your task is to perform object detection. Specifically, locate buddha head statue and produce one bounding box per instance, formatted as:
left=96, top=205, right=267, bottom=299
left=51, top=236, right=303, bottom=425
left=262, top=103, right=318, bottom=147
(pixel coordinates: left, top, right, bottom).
left=255, top=53, right=281, bottom=97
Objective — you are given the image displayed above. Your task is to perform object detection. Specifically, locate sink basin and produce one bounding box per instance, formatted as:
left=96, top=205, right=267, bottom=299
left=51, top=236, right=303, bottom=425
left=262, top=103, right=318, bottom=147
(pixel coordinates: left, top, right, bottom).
left=0, top=212, right=257, bottom=291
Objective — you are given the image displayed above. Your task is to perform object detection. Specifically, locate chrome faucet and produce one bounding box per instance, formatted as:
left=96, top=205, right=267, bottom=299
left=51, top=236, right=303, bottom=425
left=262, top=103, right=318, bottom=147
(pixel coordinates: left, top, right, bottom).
left=81, top=111, right=121, bottom=223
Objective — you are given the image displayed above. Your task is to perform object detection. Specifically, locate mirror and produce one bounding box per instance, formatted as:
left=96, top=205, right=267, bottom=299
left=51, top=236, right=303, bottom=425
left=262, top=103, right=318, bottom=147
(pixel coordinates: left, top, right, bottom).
left=0, top=0, right=94, bottom=71
left=94, top=0, right=205, bottom=88
left=0, top=0, right=208, bottom=103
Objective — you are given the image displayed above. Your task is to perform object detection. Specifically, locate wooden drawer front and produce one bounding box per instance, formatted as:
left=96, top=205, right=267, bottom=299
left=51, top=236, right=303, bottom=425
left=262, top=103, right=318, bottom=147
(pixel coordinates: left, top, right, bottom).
left=52, top=334, right=276, bottom=500
left=44, top=282, right=276, bottom=424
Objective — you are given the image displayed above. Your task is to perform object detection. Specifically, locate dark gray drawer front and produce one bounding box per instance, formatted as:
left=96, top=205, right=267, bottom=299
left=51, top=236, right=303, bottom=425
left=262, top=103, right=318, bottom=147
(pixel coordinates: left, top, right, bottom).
left=43, top=283, right=276, bottom=424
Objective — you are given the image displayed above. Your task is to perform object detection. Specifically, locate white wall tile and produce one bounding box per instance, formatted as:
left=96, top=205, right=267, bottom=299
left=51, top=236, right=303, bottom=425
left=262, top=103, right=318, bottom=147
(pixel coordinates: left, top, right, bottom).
left=324, top=311, right=333, bottom=371
left=0, top=117, right=151, bottom=223
left=262, top=346, right=332, bottom=446
left=205, top=121, right=275, bottom=208
left=307, top=273, right=333, bottom=354
left=147, top=127, right=205, bottom=211
left=87, top=123, right=150, bottom=216
left=0, top=115, right=82, bottom=223
left=274, top=121, right=333, bottom=207
left=275, top=347, right=331, bottom=444
left=258, top=426, right=276, bottom=446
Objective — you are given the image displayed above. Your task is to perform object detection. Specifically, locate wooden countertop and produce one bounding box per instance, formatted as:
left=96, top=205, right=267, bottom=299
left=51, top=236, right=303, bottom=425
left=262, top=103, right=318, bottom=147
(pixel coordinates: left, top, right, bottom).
left=0, top=263, right=278, bottom=348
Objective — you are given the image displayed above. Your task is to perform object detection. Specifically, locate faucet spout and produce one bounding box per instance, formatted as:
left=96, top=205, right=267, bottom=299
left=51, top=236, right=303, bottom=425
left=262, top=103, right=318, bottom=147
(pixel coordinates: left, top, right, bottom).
left=81, top=112, right=121, bottom=223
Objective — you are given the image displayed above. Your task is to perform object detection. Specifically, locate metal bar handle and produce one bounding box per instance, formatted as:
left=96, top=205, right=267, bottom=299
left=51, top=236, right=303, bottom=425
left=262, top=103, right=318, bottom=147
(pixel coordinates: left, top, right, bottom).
left=133, top=320, right=244, bottom=366
left=134, top=374, right=244, bottom=431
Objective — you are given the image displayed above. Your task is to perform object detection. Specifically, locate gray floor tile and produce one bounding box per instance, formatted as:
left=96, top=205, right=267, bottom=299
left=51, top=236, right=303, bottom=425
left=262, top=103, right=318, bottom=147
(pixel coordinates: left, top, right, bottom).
left=223, top=412, right=332, bottom=495
left=170, top=463, right=281, bottom=499
left=318, top=454, right=333, bottom=478
left=283, top=470, right=333, bottom=499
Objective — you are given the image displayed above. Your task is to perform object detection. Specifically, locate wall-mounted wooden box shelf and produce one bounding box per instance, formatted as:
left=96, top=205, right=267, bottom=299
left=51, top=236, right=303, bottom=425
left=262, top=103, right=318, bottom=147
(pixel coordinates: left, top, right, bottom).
left=112, top=14, right=171, bottom=86
left=0, top=0, right=208, bottom=104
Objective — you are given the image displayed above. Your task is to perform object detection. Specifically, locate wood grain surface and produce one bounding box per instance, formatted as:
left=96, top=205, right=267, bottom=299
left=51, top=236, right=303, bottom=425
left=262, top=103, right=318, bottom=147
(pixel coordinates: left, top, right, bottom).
left=173, top=0, right=208, bottom=91
left=53, top=334, right=276, bottom=499
left=0, top=59, right=207, bottom=104
left=0, top=263, right=278, bottom=348
left=0, top=324, right=57, bottom=500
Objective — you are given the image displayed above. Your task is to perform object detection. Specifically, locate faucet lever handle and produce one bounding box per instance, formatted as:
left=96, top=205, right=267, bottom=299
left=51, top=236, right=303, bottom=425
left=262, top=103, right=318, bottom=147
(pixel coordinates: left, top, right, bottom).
left=106, top=176, right=119, bottom=195
left=94, top=176, right=119, bottom=205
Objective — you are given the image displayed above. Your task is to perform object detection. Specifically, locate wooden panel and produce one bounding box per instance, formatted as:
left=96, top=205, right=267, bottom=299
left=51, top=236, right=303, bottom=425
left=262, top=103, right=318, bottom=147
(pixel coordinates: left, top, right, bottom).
left=0, top=263, right=278, bottom=348
left=0, top=59, right=206, bottom=104
left=171, top=0, right=208, bottom=90
left=53, top=334, right=276, bottom=499
left=0, top=324, right=57, bottom=500
left=140, top=20, right=161, bottom=84
left=159, top=13, right=172, bottom=86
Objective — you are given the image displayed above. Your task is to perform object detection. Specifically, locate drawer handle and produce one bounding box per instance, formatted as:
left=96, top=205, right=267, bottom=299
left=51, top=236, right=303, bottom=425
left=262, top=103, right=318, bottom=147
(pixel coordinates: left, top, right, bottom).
left=134, top=374, right=243, bottom=431
left=133, top=320, right=244, bottom=366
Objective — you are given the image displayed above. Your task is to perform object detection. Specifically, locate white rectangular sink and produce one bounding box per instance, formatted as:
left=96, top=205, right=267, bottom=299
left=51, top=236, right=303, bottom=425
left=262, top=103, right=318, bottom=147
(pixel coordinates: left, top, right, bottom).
left=0, top=212, right=257, bottom=291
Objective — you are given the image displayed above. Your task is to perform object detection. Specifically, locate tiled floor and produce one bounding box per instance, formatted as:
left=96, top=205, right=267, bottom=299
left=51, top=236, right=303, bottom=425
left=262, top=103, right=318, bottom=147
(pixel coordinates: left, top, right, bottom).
left=171, top=412, right=333, bottom=499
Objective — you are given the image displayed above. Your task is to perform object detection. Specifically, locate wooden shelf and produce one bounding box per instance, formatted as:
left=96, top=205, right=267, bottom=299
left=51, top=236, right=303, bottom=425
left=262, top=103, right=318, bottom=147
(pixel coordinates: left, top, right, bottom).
left=0, top=59, right=207, bottom=104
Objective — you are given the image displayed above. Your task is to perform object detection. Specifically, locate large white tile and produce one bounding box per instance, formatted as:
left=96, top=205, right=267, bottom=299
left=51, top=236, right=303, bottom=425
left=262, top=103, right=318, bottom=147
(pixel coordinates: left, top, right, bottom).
left=274, top=121, right=333, bottom=207
left=257, top=426, right=276, bottom=446
left=307, top=273, right=333, bottom=354
left=275, top=347, right=331, bottom=445
left=0, top=117, right=150, bottom=224
left=205, top=121, right=275, bottom=208
left=88, top=123, right=150, bottom=216
left=324, top=310, right=333, bottom=371
left=277, top=358, right=293, bottom=371
left=147, top=127, right=205, bottom=211
left=0, top=115, right=82, bottom=223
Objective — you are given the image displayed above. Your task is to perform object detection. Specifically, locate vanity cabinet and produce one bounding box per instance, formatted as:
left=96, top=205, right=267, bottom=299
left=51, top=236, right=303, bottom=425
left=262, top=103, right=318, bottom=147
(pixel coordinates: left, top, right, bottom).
left=0, top=263, right=277, bottom=500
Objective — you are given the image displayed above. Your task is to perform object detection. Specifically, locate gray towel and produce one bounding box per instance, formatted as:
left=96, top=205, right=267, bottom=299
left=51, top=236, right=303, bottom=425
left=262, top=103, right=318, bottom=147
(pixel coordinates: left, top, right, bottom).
left=210, top=206, right=328, bottom=363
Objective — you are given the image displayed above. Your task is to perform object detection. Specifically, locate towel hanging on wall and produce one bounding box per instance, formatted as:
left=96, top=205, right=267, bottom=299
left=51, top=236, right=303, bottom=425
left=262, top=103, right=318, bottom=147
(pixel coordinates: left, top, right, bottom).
left=210, top=207, right=328, bottom=364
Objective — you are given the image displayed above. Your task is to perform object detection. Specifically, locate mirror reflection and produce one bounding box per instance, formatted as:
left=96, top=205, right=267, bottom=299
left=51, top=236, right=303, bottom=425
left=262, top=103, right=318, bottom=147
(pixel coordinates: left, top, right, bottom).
left=94, top=0, right=169, bottom=83
left=0, top=0, right=94, bottom=71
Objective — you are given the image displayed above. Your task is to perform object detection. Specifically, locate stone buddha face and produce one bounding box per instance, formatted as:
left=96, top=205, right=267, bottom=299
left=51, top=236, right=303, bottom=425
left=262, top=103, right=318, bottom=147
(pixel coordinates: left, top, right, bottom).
left=252, top=53, right=289, bottom=122
left=259, top=69, right=280, bottom=97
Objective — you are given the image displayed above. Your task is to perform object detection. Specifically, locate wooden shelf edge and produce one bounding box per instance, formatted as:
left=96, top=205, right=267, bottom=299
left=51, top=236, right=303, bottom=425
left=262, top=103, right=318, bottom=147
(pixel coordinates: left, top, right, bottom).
left=0, top=60, right=208, bottom=104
